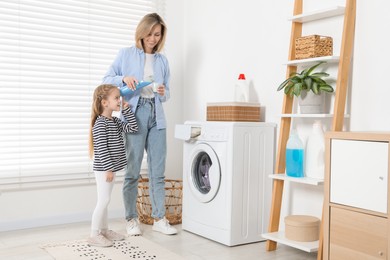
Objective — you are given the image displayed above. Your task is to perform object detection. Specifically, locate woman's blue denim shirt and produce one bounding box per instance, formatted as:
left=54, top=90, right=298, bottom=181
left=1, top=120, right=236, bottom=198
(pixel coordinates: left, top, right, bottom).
left=102, top=46, right=170, bottom=129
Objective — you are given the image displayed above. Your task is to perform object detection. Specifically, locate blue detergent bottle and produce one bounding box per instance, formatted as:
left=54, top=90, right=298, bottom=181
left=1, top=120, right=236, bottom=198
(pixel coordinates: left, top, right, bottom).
left=119, top=81, right=152, bottom=96
left=285, top=129, right=304, bottom=177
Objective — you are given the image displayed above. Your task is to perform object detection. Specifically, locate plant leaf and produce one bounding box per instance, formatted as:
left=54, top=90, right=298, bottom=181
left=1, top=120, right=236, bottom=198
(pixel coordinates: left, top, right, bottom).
left=304, top=61, right=325, bottom=77
left=277, top=78, right=291, bottom=91
left=312, top=82, right=320, bottom=94
left=304, top=77, right=312, bottom=90
left=311, top=77, right=327, bottom=84
left=293, top=83, right=302, bottom=96
left=311, top=72, right=329, bottom=78
left=319, top=84, right=334, bottom=93
left=290, top=76, right=301, bottom=84
left=284, top=84, right=293, bottom=96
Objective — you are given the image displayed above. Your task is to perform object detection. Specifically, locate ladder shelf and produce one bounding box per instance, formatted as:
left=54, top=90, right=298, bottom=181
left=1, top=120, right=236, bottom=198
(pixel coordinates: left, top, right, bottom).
left=264, top=1, right=356, bottom=259
left=268, top=174, right=324, bottom=185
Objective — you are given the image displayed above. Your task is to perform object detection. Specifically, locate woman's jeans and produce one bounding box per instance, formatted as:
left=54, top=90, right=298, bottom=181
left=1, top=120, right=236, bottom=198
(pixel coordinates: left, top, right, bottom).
left=123, top=97, right=166, bottom=220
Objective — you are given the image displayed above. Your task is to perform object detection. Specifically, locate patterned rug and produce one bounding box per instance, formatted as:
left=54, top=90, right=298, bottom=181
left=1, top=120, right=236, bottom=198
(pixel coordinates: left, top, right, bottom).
left=41, top=236, right=184, bottom=260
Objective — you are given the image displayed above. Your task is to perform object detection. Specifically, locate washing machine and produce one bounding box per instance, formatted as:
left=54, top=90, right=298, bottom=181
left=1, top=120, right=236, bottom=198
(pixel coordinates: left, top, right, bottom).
left=175, top=121, right=276, bottom=246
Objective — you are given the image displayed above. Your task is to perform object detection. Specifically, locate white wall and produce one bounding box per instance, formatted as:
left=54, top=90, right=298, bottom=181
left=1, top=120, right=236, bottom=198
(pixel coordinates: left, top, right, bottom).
left=167, top=0, right=390, bottom=224
left=350, top=1, right=390, bottom=130
left=0, top=182, right=125, bottom=231
left=2, top=0, right=390, bottom=232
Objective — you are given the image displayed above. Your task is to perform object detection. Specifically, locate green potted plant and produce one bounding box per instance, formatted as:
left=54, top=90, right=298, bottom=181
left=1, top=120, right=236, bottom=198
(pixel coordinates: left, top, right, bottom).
left=277, top=61, right=334, bottom=113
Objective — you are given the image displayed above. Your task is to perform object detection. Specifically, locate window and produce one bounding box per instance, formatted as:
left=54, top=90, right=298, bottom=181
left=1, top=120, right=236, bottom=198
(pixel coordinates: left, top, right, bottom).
left=0, top=0, right=158, bottom=183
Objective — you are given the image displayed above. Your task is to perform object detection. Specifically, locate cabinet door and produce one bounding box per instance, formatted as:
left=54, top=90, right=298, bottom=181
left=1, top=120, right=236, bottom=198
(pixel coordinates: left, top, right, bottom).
left=330, top=207, right=387, bottom=259
left=330, top=139, right=388, bottom=213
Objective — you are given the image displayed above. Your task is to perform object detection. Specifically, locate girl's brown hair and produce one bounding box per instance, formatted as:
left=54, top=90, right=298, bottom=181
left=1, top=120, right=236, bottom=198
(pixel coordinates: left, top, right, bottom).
left=135, top=13, right=167, bottom=53
left=88, top=84, right=118, bottom=158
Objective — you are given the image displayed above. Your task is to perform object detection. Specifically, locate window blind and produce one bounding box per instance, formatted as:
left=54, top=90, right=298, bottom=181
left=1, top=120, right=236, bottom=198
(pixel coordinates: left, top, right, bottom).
left=0, top=0, right=156, bottom=181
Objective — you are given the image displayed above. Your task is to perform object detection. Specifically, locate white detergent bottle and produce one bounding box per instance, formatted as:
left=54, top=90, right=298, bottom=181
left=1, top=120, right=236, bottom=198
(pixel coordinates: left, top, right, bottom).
left=234, top=73, right=249, bottom=102
left=305, top=120, right=325, bottom=179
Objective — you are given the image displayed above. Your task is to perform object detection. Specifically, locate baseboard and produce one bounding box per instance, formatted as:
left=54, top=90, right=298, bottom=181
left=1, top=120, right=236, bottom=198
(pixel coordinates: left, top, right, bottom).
left=0, top=209, right=125, bottom=232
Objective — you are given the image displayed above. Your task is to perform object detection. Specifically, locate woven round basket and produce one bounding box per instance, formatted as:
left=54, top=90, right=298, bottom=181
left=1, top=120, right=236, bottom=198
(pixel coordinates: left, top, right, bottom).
left=136, top=178, right=183, bottom=225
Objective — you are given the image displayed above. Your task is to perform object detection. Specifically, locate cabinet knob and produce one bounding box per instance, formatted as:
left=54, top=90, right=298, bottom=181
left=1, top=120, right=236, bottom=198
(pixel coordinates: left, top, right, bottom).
left=378, top=251, right=383, bottom=256
left=379, top=176, right=384, bottom=181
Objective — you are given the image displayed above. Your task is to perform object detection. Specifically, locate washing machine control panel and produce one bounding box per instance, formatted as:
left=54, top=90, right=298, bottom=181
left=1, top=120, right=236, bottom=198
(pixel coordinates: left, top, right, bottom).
left=198, top=126, right=229, bottom=142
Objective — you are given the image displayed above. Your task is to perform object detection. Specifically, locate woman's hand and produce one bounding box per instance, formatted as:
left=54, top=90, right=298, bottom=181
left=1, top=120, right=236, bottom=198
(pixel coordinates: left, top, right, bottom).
left=122, top=76, right=138, bottom=90
left=156, top=84, right=165, bottom=96
left=106, top=171, right=114, bottom=182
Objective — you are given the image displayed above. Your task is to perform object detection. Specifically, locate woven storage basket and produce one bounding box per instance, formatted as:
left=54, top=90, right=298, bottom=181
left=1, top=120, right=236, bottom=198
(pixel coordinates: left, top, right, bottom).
left=295, top=35, right=333, bottom=60
left=136, top=177, right=183, bottom=225
left=207, top=102, right=261, bottom=122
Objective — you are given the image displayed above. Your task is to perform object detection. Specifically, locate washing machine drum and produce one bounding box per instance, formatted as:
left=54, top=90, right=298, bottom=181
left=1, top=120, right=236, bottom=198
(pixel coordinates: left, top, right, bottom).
left=188, top=143, right=221, bottom=203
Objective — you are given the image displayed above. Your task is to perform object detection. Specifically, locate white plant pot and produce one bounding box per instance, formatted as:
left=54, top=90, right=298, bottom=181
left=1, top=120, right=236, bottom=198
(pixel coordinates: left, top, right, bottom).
left=298, top=91, right=325, bottom=114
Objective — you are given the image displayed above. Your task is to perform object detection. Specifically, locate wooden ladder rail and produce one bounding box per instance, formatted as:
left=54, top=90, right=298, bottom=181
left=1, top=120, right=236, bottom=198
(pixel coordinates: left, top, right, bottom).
left=265, top=0, right=303, bottom=251
left=265, top=0, right=356, bottom=259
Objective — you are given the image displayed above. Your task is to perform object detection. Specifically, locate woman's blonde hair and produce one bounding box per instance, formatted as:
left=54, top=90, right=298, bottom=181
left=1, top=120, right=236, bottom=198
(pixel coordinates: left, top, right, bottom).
left=135, top=13, right=167, bottom=53
left=88, top=84, right=118, bottom=158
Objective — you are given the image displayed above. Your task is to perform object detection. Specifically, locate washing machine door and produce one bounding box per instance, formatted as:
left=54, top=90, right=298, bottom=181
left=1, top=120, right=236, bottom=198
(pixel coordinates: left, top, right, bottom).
left=188, top=143, right=221, bottom=203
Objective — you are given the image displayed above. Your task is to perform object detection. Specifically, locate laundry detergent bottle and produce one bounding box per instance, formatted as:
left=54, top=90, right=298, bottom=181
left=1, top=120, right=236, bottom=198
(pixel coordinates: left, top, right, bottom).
left=305, top=120, right=325, bottom=179
left=285, top=129, right=304, bottom=178
left=234, top=73, right=249, bottom=102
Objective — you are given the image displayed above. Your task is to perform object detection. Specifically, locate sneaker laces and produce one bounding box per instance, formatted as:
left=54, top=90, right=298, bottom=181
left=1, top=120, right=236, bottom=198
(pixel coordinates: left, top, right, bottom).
left=95, top=233, right=110, bottom=243
left=97, top=233, right=106, bottom=240
left=128, top=218, right=139, bottom=228
left=160, top=217, right=171, bottom=228
left=104, top=230, right=118, bottom=238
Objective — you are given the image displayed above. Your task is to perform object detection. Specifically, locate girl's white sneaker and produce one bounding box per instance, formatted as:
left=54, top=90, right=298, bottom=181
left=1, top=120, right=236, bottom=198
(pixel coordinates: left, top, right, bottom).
left=88, top=234, right=113, bottom=247
left=102, top=230, right=126, bottom=241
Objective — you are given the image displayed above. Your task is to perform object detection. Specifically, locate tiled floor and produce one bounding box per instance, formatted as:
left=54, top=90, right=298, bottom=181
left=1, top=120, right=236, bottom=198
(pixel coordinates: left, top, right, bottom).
left=0, top=219, right=317, bottom=260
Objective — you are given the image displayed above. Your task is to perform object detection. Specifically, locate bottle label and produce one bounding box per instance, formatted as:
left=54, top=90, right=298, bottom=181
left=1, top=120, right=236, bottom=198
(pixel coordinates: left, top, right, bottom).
left=286, top=148, right=304, bottom=177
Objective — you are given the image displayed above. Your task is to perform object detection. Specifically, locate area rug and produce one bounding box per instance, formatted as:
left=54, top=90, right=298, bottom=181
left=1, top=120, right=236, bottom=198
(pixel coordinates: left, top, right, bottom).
left=40, top=236, right=184, bottom=260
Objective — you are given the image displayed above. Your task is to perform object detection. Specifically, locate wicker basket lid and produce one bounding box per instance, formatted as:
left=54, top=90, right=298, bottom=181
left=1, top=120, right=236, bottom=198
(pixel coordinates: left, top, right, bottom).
left=285, top=215, right=320, bottom=227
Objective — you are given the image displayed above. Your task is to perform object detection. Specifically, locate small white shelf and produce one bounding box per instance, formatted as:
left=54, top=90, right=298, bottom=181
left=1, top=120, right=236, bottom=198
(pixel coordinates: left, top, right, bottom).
left=288, top=6, right=345, bottom=23
left=269, top=174, right=324, bottom=185
left=262, top=231, right=319, bottom=253
left=284, top=56, right=340, bottom=66
left=280, top=113, right=350, bottom=118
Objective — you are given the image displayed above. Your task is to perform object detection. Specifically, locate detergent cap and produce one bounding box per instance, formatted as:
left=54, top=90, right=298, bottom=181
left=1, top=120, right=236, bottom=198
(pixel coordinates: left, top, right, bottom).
left=238, top=74, right=246, bottom=80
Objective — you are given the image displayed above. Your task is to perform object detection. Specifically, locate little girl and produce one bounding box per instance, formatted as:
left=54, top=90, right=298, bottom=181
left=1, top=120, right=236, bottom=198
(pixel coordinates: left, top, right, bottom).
left=88, top=84, right=138, bottom=247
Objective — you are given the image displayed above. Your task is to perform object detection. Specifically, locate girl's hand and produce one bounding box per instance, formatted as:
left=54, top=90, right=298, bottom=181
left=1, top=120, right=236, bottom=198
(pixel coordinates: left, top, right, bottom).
left=106, top=171, right=114, bottom=182
left=156, top=84, right=165, bottom=96
left=122, top=76, right=138, bottom=91
left=122, top=98, right=129, bottom=108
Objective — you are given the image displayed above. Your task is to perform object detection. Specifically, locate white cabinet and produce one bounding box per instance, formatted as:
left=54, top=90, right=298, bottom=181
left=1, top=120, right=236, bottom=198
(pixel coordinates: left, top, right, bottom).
left=330, top=139, right=388, bottom=213
left=324, top=132, right=390, bottom=260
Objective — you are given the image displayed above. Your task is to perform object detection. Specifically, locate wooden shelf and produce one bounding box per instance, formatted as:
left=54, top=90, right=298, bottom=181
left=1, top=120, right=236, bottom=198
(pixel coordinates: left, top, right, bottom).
left=269, top=174, right=324, bottom=185
left=267, top=2, right=356, bottom=258
left=262, top=231, right=319, bottom=253
left=288, top=6, right=345, bottom=23
left=284, top=56, right=340, bottom=66
left=280, top=113, right=350, bottom=118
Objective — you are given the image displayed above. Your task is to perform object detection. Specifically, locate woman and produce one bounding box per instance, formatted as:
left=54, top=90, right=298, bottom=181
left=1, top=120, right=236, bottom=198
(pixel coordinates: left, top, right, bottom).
left=102, top=13, right=177, bottom=236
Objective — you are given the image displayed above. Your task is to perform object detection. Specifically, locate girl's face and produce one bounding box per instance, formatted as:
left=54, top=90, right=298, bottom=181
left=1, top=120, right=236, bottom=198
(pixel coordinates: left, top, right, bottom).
left=143, top=24, right=162, bottom=54
left=102, top=88, right=121, bottom=113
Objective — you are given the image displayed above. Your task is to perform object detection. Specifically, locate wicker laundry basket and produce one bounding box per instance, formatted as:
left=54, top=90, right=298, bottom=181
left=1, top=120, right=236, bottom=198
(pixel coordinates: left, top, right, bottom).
left=207, top=102, right=261, bottom=122
left=136, top=177, right=183, bottom=225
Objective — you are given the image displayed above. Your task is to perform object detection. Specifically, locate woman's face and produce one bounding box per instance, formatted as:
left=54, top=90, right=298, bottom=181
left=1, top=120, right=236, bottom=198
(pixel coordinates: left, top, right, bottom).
left=143, top=24, right=162, bottom=54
